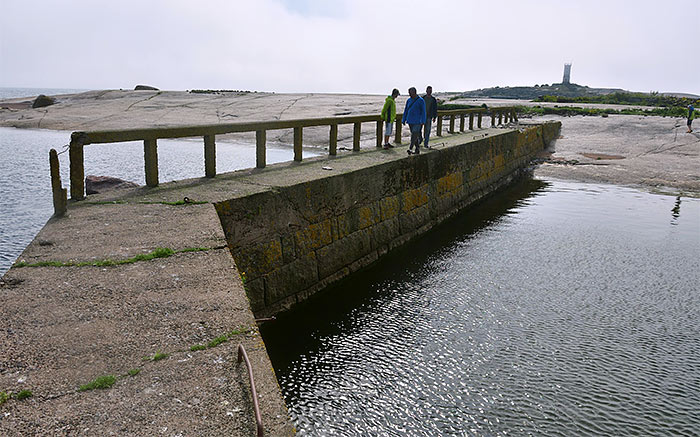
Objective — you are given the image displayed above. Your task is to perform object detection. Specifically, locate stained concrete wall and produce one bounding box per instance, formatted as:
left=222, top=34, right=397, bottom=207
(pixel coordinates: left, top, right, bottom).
left=215, top=122, right=560, bottom=316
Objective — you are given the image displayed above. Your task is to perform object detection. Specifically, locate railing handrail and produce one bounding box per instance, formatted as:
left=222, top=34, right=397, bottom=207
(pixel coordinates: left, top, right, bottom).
left=72, top=107, right=505, bottom=145
left=64, top=106, right=519, bottom=203
left=237, top=344, right=264, bottom=437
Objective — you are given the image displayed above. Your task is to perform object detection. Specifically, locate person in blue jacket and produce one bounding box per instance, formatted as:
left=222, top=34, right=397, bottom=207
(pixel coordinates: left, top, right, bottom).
left=688, top=105, right=695, bottom=133
left=403, top=87, right=426, bottom=155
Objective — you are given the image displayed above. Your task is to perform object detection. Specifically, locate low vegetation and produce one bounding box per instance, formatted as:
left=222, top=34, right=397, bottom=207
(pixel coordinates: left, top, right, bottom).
left=13, top=246, right=221, bottom=268
left=534, top=92, right=699, bottom=108
left=79, top=375, right=116, bottom=392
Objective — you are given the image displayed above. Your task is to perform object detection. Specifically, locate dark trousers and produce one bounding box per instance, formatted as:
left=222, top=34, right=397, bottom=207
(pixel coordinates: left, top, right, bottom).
left=409, top=124, right=422, bottom=150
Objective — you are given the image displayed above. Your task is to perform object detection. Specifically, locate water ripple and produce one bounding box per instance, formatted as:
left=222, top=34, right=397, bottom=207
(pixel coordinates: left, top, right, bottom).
left=263, top=179, right=700, bottom=436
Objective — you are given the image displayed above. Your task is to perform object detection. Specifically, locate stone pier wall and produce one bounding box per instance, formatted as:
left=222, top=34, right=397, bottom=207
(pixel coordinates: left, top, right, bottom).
left=215, top=122, right=560, bottom=316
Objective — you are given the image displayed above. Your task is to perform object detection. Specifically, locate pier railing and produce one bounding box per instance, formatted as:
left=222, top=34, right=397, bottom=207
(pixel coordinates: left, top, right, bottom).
left=65, top=106, right=517, bottom=200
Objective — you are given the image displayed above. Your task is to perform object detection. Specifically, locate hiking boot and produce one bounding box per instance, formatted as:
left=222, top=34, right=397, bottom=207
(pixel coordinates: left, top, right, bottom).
left=407, top=149, right=413, bottom=155
left=414, top=148, right=420, bottom=155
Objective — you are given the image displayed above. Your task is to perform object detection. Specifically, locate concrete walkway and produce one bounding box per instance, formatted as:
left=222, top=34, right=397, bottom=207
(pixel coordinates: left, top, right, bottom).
left=0, top=202, right=294, bottom=435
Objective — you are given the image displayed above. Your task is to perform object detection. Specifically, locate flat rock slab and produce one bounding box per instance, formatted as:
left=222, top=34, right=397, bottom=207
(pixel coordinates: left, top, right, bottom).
left=533, top=114, right=700, bottom=193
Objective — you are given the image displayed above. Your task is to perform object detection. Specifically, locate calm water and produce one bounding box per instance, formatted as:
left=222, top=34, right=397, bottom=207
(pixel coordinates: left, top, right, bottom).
left=261, top=178, right=700, bottom=436
left=0, top=125, right=316, bottom=275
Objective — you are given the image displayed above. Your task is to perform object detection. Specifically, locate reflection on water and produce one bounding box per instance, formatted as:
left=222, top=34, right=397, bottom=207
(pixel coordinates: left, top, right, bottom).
left=261, top=178, right=700, bottom=436
left=672, top=195, right=682, bottom=223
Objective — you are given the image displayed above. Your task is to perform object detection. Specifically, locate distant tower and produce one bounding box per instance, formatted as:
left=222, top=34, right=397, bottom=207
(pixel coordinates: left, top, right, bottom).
left=562, top=63, right=572, bottom=84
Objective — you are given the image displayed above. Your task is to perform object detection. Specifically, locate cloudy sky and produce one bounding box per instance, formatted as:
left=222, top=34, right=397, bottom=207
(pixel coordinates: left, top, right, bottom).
left=1, top=0, right=698, bottom=94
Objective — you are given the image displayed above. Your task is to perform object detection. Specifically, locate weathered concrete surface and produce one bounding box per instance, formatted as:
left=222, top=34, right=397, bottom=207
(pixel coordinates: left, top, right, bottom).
left=0, top=203, right=294, bottom=436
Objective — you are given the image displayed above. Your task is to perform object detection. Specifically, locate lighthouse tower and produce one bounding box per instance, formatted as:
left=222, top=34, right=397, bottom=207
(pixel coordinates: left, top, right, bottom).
left=562, top=63, right=572, bottom=84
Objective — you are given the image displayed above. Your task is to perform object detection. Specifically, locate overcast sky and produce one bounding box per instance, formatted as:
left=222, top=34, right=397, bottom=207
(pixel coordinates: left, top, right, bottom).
left=1, top=0, right=698, bottom=94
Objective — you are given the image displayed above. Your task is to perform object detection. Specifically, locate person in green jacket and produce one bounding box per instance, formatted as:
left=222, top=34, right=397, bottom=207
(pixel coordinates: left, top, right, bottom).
left=381, top=88, right=400, bottom=148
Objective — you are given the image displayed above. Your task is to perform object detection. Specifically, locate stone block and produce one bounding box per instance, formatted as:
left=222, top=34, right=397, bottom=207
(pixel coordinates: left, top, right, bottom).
left=401, top=185, right=430, bottom=213
left=379, top=195, right=400, bottom=221
left=371, top=217, right=400, bottom=249
left=264, top=252, right=318, bottom=305
left=244, top=278, right=266, bottom=313
left=294, top=219, right=332, bottom=255
left=281, top=233, right=296, bottom=264
left=316, top=229, right=372, bottom=280
left=399, top=205, right=431, bottom=234
left=232, top=238, right=283, bottom=280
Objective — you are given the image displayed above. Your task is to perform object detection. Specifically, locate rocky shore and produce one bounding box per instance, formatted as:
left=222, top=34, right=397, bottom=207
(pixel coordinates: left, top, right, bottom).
left=1, top=90, right=698, bottom=193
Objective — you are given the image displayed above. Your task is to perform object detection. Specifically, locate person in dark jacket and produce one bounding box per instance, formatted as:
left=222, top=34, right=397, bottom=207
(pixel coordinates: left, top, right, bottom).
left=423, top=86, right=438, bottom=149
left=403, top=87, right=426, bottom=155
left=688, top=105, right=695, bottom=133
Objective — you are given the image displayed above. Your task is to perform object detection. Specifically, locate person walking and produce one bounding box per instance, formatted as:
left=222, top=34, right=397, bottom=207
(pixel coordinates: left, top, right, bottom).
left=403, top=87, right=426, bottom=155
left=688, top=104, right=695, bottom=133
left=423, top=86, right=438, bottom=149
left=381, top=88, right=400, bottom=148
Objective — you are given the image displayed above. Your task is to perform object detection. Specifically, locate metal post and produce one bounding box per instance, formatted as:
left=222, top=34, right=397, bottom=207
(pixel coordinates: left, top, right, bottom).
left=294, top=127, right=303, bottom=161
left=204, top=134, right=216, bottom=178
left=256, top=130, right=266, bottom=168
left=144, top=139, right=158, bottom=187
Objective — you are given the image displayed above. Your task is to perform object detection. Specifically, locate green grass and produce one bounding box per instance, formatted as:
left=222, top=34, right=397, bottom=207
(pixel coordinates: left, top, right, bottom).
left=516, top=105, right=690, bottom=118
left=0, top=391, right=10, bottom=405
left=189, top=326, right=252, bottom=353
left=534, top=92, right=699, bottom=108
left=127, top=369, right=141, bottom=377
left=149, top=351, right=169, bottom=362
left=12, top=246, right=220, bottom=268
left=207, top=335, right=228, bottom=348
left=79, top=375, right=116, bottom=391
left=15, top=390, right=32, bottom=400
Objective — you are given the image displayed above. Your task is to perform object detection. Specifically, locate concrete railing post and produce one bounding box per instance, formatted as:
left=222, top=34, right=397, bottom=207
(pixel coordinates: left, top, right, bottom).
left=469, top=113, right=474, bottom=130
left=69, top=134, right=85, bottom=200
left=449, top=115, right=455, bottom=134
left=478, top=112, right=482, bottom=129
left=256, top=130, right=266, bottom=168
left=294, top=127, right=303, bottom=161
left=376, top=120, right=383, bottom=147
left=460, top=115, right=465, bottom=132
left=353, top=122, right=361, bottom=152
left=395, top=116, right=402, bottom=144
left=437, top=116, right=443, bottom=136
left=144, top=139, right=159, bottom=187
left=204, top=134, right=216, bottom=178
left=498, top=111, right=503, bottom=125
left=329, top=124, right=338, bottom=156
left=49, top=149, right=67, bottom=216
left=513, top=109, right=518, bottom=122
